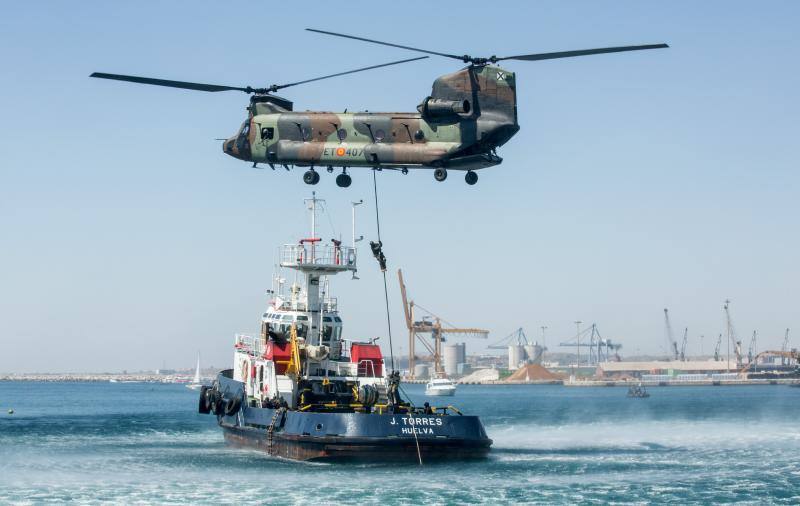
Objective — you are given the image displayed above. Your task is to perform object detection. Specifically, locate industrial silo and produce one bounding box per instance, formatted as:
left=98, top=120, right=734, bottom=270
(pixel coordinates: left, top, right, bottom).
left=413, top=363, right=430, bottom=379
left=525, top=344, right=544, bottom=364
left=444, top=344, right=460, bottom=376
left=508, top=345, right=524, bottom=370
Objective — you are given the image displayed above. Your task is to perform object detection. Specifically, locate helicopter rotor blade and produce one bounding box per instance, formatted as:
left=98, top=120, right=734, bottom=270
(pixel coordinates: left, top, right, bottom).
left=89, top=73, right=259, bottom=93
left=306, top=28, right=465, bottom=61
left=498, top=43, right=669, bottom=62
left=271, top=56, right=429, bottom=91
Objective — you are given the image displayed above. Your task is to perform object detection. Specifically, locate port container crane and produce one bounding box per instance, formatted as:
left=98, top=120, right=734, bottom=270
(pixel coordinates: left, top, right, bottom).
left=398, top=269, right=488, bottom=378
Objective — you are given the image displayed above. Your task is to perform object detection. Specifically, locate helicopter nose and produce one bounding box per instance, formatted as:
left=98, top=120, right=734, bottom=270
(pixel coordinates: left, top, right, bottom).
left=222, top=136, right=237, bottom=158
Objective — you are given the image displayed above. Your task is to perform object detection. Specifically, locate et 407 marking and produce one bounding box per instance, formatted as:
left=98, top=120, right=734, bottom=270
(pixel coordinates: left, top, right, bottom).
left=324, top=146, right=364, bottom=157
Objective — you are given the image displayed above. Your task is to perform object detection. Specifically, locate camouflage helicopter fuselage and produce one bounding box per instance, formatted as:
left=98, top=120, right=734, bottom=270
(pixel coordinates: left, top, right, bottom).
left=223, top=65, right=519, bottom=175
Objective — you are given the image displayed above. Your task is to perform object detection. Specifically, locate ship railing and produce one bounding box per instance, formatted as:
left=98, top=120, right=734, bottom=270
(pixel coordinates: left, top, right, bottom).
left=279, top=243, right=357, bottom=269
left=234, top=333, right=264, bottom=356
left=322, top=297, right=338, bottom=312
left=332, top=361, right=358, bottom=377
left=357, top=359, right=376, bottom=377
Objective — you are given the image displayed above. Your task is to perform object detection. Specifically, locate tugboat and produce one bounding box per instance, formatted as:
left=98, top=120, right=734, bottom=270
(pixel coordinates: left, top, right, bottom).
left=198, top=195, right=492, bottom=462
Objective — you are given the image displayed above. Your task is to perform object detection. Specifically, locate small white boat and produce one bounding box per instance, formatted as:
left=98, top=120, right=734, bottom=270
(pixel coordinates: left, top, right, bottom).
left=425, top=377, right=456, bottom=396
left=186, top=353, right=204, bottom=390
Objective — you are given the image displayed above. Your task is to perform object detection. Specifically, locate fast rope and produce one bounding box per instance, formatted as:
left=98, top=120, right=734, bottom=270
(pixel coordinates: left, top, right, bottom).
left=370, top=169, right=421, bottom=466
left=369, top=169, right=395, bottom=372
left=399, top=384, right=424, bottom=465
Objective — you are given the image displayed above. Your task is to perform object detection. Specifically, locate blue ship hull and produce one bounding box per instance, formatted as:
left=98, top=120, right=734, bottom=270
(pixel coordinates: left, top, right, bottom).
left=214, top=374, right=492, bottom=462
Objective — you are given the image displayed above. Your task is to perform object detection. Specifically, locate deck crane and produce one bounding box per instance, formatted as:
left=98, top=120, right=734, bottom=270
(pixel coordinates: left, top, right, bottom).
left=680, top=327, right=689, bottom=361
left=397, top=269, right=489, bottom=378
left=663, top=308, right=680, bottom=360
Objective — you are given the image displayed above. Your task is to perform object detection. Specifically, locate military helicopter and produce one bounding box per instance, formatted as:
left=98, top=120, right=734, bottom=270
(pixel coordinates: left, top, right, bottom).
left=91, top=29, right=667, bottom=187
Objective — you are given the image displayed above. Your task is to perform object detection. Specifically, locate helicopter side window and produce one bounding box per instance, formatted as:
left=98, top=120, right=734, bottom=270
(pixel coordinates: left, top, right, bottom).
left=261, top=127, right=274, bottom=140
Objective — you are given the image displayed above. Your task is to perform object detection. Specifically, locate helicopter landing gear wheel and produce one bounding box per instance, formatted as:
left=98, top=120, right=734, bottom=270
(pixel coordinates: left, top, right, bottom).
left=401, top=167, right=409, bottom=175
left=335, top=172, right=352, bottom=188
left=303, top=169, right=320, bottom=185
left=465, top=170, right=478, bottom=185
left=433, top=168, right=447, bottom=182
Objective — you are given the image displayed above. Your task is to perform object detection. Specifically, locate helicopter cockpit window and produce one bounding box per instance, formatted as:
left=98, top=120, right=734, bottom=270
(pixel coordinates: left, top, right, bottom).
left=261, top=127, right=274, bottom=140
left=240, top=121, right=250, bottom=137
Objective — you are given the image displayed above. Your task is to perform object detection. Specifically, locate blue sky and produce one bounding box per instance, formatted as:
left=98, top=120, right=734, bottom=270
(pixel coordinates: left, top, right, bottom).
left=1, top=1, right=798, bottom=372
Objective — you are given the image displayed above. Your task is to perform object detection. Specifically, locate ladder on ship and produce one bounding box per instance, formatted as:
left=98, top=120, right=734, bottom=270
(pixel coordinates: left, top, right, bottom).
left=267, top=408, right=286, bottom=456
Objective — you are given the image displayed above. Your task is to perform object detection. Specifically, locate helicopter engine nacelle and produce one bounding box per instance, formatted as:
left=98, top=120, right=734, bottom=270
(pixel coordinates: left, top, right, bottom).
left=417, top=97, right=471, bottom=118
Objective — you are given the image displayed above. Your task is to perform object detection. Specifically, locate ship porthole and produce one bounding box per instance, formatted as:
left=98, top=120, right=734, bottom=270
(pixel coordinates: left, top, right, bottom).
left=315, top=423, right=324, bottom=431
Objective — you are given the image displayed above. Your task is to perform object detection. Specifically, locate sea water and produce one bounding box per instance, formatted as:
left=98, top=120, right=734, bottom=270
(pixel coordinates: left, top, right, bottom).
left=1, top=382, right=798, bottom=504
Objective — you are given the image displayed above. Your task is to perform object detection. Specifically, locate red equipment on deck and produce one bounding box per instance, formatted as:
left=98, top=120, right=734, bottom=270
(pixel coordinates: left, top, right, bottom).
left=350, top=343, right=383, bottom=377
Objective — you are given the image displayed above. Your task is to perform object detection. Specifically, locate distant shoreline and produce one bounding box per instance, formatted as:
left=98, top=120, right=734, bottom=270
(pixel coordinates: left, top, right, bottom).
left=0, top=373, right=203, bottom=383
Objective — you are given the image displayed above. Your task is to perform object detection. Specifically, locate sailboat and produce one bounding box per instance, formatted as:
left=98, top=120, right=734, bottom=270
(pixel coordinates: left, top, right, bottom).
left=186, top=353, right=204, bottom=390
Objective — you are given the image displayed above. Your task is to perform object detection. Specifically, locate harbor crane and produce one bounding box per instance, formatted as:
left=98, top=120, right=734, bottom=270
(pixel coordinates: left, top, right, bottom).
left=782, top=328, right=791, bottom=365
left=559, top=324, right=622, bottom=365
left=680, top=327, right=689, bottom=361
left=747, top=330, right=758, bottom=365
left=488, top=328, right=531, bottom=349
left=739, top=349, right=800, bottom=374
left=714, top=333, right=723, bottom=361
left=724, top=300, right=743, bottom=367
left=663, top=308, right=680, bottom=360
left=398, top=269, right=488, bottom=378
